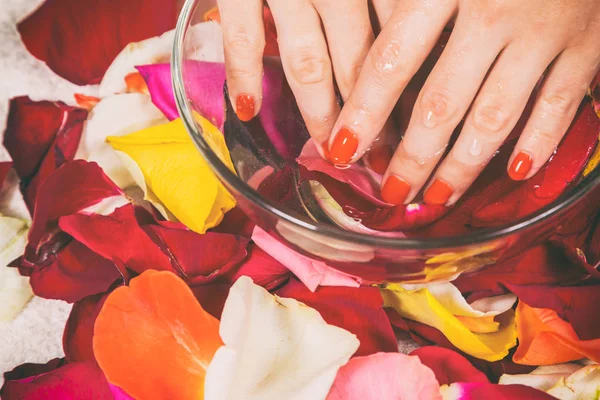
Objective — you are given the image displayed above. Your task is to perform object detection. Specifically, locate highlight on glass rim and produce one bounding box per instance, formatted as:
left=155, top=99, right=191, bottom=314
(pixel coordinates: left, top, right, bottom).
left=0, top=0, right=599, bottom=399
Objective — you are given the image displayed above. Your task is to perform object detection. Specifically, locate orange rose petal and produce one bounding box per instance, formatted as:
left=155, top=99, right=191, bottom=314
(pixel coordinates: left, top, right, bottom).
left=93, top=270, right=222, bottom=400
left=74, top=93, right=100, bottom=110
left=514, top=302, right=600, bottom=366
left=124, top=72, right=149, bottom=95
left=203, top=6, right=220, bottom=22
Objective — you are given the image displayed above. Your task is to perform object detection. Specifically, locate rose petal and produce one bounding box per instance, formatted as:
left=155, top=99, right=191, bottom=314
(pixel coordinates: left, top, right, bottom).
left=441, top=382, right=555, bottom=399
left=110, top=384, right=135, bottom=400
left=17, top=0, right=176, bottom=85
left=0, top=162, right=12, bottom=186
left=514, top=302, right=600, bottom=365
left=225, top=244, right=291, bottom=291
left=2, top=358, right=64, bottom=382
left=499, top=363, right=581, bottom=391
left=63, top=292, right=110, bottom=362
left=506, top=282, right=600, bottom=341
left=3, top=97, right=88, bottom=210
left=252, top=226, right=361, bottom=291
left=546, top=364, right=600, bottom=399
left=107, top=118, right=236, bottom=233
left=24, top=240, right=122, bottom=303
left=326, top=352, right=442, bottom=400
left=94, top=270, right=222, bottom=400
left=1, top=361, right=113, bottom=400
left=276, top=277, right=398, bottom=357
left=0, top=215, right=32, bottom=321
left=204, top=276, right=360, bottom=400
left=99, top=21, right=224, bottom=96
left=75, top=93, right=168, bottom=188
left=381, top=284, right=517, bottom=362
left=410, top=347, right=489, bottom=385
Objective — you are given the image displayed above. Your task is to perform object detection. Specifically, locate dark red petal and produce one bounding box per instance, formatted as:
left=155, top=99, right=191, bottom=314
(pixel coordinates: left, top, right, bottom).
left=1, top=361, right=112, bottom=400
left=454, top=243, right=589, bottom=300
left=0, top=161, right=12, bottom=186
left=63, top=292, right=110, bottom=363
left=275, top=277, right=397, bottom=357
left=27, top=160, right=122, bottom=253
left=3, top=358, right=65, bottom=382
left=59, top=205, right=175, bottom=275
left=191, top=283, right=231, bottom=320
left=143, top=225, right=250, bottom=285
left=3, top=97, right=87, bottom=210
left=410, top=346, right=489, bottom=385
left=446, top=383, right=555, bottom=399
left=26, top=241, right=122, bottom=303
left=506, top=282, right=600, bottom=341
left=226, top=244, right=292, bottom=291
left=210, top=207, right=255, bottom=238
left=472, top=102, right=600, bottom=227
left=17, top=0, right=177, bottom=85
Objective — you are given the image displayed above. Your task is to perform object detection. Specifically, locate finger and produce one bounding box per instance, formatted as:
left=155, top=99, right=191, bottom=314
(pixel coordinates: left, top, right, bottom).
left=327, top=0, right=456, bottom=166
left=218, top=0, right=266, bottom=121
left=371, top=0, right=398, bottom=30
left=267, top=0, right=339, bottom=148
left=380, top=17, right=506, bottom=205
left=424, top=41, right=558, bottom=205
left=313, top=0, right=374, bottom=100
left=507, top=45, right=600, bottom=181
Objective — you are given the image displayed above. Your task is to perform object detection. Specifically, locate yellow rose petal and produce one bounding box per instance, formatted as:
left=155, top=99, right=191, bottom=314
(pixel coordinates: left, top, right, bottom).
left=381, top=284, right=517, bottom=361
left=107, top=117, right=235, bottom=234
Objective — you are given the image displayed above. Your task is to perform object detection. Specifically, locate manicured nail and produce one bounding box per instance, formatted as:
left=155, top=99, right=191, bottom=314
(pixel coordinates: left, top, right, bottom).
left=367, top=146, right=394, bottom=175
left=381, top=175, right=411, bottom=205
left=508, top=151, right=532, bottom=181
left=329, top=127, right=358, bottom=164
left=424, top=179, right=454, bottom=206
left=235, top=94, right=255, bottom=122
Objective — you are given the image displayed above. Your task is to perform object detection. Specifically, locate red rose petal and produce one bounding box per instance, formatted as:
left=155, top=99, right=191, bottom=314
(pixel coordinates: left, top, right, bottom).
left=226, top=244, right=291, bottom=291
left=3, top=358, right=65, bottom=382
left=0, top=161, right=12, bottom=186
left=506, top=282, right=600, bottom=341
left=24, top=240, right=122, bottom=303
left=275, top=277, right=397, bottom=357
left=1, top=361, right=112, bottom=400
left=27, top=160, right=122, bottom=253
left=3, top=97, right=87, bottom=210
left=63, top=292, right=110, bottom=363
left=17, top=0, right=177, bottom=85
left=410, top=346, right=489, bottom=385
left=444, top=382, right=555, bottom=399
left=60, top=205, right=175, bottom=275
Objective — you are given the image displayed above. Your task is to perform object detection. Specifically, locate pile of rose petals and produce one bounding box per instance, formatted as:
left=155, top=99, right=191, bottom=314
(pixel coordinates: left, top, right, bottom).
left=1, top=1, right=600, bottom=399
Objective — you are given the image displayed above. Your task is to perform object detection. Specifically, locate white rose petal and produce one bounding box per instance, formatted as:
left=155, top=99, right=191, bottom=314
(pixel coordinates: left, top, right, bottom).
left=204, top=276, right=360, bottom=400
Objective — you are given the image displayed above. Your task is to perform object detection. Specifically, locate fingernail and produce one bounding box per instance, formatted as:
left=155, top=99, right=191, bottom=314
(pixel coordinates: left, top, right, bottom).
left=329, top=127, right=358, bottom=164
left=381, top=175, right=411, bottom=205
left=508, top=151, right=532, bottom=181
left=424, top=179, right=454, bottom=206
left=367, top=146, right=394, bottom=175
left=235, top=94, right=255, bottom=122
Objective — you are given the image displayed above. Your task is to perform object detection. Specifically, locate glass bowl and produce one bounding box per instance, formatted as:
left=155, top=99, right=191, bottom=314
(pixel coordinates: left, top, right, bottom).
left=171, top=0, right=600, bottom=284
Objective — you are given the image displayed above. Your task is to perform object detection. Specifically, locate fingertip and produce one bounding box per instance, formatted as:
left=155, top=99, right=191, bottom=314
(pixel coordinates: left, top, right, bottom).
left=507, top=151, right=533, bottom=181
left=234, top=93, right=256, bottom=122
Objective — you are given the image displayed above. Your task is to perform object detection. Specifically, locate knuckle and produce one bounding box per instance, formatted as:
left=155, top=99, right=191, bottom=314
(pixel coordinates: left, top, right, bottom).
left=224, top=29, right=265, bottom=55
left=419, top=89, right=455, bottom=126
left=472, top=103, right=511, bottom=135
left=539, top=93, right=576, bottom=117
left=370, top=38, right=405, bottom=77
left=287, top=51, right=331, bottom=85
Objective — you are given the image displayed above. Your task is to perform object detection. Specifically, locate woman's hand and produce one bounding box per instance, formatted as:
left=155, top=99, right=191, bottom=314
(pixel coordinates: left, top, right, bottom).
left=217, top=0, right=401, bottom=148
left=327, top=0, right=600, bottom=206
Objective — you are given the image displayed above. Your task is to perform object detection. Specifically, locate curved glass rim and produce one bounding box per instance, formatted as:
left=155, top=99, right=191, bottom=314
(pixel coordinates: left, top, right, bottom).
left=172, top=0, right=600, bottom=251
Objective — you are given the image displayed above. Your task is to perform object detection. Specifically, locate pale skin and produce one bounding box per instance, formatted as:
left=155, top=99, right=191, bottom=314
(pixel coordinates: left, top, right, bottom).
left=217, top=0, right=600, bottom=206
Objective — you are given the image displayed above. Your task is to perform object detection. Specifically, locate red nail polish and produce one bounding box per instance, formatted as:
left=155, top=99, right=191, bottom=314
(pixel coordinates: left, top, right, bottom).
left=424, top=179, right=454, bottom=206
left=329, top=127, right=358, bottom=165
left=508, top=152, right=532, bottom=181
left=367, top=146, right=394, bottom=175
left=381, top=175, right=411, bottom=205
left=235, top=94, right=255, bottom=122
